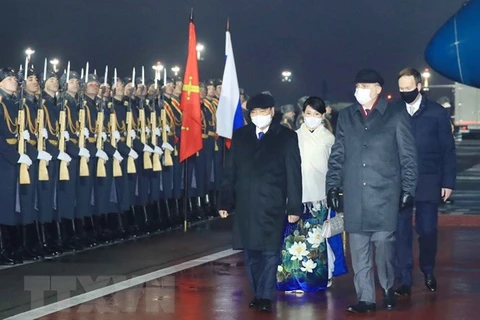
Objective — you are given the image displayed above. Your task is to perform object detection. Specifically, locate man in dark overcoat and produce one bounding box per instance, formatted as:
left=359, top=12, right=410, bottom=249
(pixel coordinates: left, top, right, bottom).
left=395, top=68, right=456, bottom=296
left=218, top=93, right=302, bottom=313
left=326, top=69, right=417, bottom=313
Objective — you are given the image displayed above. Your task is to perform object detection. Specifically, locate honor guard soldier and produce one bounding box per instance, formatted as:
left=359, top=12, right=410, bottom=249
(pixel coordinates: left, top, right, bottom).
left=161, top=77, right=182, bottom=225
left=38, top=69, right=62, bottom=255
left=78, top=73, right=105, bottom=245
left=19, top=66, right=49, bottom=260
left=212, top=78, right=224, bottom=199
left=22, top=66, right=56, bottom=259
left=172, top=76, right=183, bottom=101
left=58, top=70, right=86, bottom=249
left=0, top=68, right=39, bottom=264
left=133, top=77, right=156, bottom=233
left=0, top=68, right=27, bottom=264
left=109, top=76, right=137, bottom=238
left=240, top=88, right=250, bottom=125
left=95, top=76, right=120, bottom=242
left=295, top=96, right=308, bottom=129
left=123, top=77, right=152, bottom=235
left=145, top=79, right=169, bottom=229
left=201, top=80, right=219, bottom=216
left=280, top=104, right=296, bottom=130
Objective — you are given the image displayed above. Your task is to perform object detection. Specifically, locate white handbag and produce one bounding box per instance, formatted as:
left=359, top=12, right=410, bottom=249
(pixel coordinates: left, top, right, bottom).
left=321, top=209, right=344, bottom=238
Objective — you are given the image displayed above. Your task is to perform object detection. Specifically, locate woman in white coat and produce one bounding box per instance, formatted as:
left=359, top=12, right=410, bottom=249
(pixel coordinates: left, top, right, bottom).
left=277, top=96, right=346, bottom=292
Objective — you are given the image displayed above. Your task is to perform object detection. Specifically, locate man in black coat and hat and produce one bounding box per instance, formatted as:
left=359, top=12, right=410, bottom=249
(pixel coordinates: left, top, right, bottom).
left=218, top=93, right=302, bottom=313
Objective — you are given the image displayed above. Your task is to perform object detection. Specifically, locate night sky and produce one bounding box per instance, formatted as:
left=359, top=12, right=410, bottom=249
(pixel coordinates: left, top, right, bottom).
left=2, top=0, right=466, bottom=105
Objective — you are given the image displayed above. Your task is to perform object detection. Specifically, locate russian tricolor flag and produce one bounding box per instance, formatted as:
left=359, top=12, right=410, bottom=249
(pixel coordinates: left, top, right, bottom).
left=216, top=28, right=244, bottom=143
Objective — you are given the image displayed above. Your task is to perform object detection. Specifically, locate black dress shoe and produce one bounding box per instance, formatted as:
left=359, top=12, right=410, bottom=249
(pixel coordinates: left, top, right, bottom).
left=346, top=301, right=376, bottom=313
left=395, top=285, right=412, bottom=297
left=425, top=274, right=437, bottom=292
left=257, top=299, right=272, bottom=312
left=17, top=247, right=41, bottom=261
left=383, top=289, right=396, bottom=310
left=0, top=250, right=15, bottom=265
left=249, top=298, right=259, bottom=308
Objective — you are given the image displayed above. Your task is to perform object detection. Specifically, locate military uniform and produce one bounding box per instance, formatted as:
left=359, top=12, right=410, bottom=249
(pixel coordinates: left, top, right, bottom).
left=110, top=91, right=131, bottom=214
left=163, top=83, right=183, bottom=200
left=133, top=79, right=152, bottom=209
left=212, top=79, right=224, bottom=192
left=0, top=68, right=40, bottom=263
left=38, top=71, right=61, bottom=228
left=58, top=71, right=81, bottom=223
left=280, top=104, right=296, bottom=130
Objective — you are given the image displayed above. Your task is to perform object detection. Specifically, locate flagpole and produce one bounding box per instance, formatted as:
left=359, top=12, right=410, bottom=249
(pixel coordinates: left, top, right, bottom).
left=183, top=157, right=189, bottom=232
left=182, top=6, right=194, bottom=233
left=223, top=17, right=230, bottom=169
left=180, top=8, right=202, bottom=233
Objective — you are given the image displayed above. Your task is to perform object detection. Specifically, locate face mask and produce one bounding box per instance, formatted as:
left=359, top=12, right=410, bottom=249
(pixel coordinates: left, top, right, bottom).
left=251, top=114, right=272, bottom=129
left=354, top=88, right=372, bottom=105
left=304, top=116, right=323, bottom=129
left=400, top=88, right=419, bottom=104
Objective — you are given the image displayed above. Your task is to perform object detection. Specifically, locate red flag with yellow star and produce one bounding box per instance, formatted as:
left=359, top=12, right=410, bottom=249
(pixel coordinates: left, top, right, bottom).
left=179, top=13, right=202, bottom=163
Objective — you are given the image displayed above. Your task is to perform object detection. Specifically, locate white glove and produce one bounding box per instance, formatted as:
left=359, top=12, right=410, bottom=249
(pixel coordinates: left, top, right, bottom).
left=63, top=131, right=70, bottom=141
left=130, top=129, right=136, bottom=139
left=37, top=150, right=52, bottom=162
left=57, top=151, right=72, bottom=163
left=113, top=150, right=123, bottom=162
left=155, top=127, right=161, bottom=136
left=146, top=127, right=151, bottom=135
left=23, top=130, right=30, bottom=141
left=164, top=125, right=170, bottom=133
left=154, top=146, right=164, bottom=155
left=95, top=149, right=109, bottom=162
left=162, top=142, right=174, bottom=152
left=113, top=131, right=121, bottom=142
left=83, top=128, right=89, bottom=138
left=143, top=144, right=154, bottom=153
left=17, top=154, right=32, bottom=166
left=128, top=148, right=139, bottom=159
left=78, top=147, right=90, bottom=158
left=101, top=132, right=107, bottom=141
left=41, top=128, right=48, bottom=139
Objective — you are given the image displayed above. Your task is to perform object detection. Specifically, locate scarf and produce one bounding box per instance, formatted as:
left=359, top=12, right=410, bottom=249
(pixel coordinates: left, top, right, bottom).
left=297, top=123, right=335, bottom=203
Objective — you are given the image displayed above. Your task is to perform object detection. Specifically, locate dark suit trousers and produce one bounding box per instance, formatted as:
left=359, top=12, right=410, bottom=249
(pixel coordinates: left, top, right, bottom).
left=396, top=201, right=438, bottom=286
left=243, top=250, right=279, bottom=300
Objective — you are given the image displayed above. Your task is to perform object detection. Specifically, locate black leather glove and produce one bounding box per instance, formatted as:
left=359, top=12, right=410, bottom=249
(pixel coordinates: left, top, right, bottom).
left=400, top=191, right=414, bottom=209
left=327, top=187, right=341, bottom=211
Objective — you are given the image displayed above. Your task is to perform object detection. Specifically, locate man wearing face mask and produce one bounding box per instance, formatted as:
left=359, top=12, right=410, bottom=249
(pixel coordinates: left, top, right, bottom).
left=218, top=93, right=302, bottom=313
left=327, top=69, right=417, bottom=313
left=395, top=68, right=456, bottom=297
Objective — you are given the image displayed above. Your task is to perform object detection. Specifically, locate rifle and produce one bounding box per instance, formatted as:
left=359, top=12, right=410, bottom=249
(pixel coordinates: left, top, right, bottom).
left=18, top=98, right=30, bottom=185
left=138, top=97, right=152, bottom=170
left=36, top=98, right=49, bottom=181
left=78, top=97, right=89, bottom=177
left=58, top=98, right=70, bottom=181
left=17, top=62, right=31, bottom=185
left=96, top=93, right=107, bottom=177
left=126, top=89, right=136, bottom=174
left=161, top=102, right=173, bottom=166
left=149, top=98, right=161, bottom=171
left=109, top=98, right=122, bottom=177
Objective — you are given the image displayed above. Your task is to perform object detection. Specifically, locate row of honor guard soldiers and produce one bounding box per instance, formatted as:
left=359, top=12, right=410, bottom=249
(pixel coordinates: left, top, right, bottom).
left=0, top=65, right=226, bottom=265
